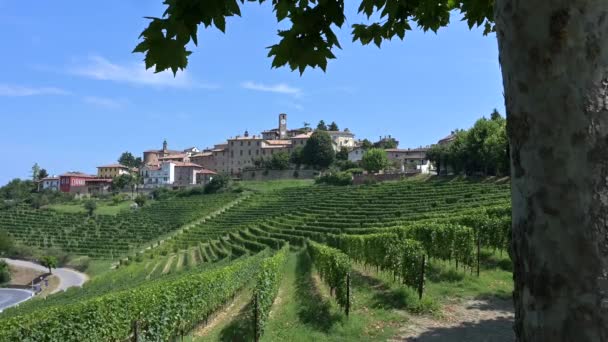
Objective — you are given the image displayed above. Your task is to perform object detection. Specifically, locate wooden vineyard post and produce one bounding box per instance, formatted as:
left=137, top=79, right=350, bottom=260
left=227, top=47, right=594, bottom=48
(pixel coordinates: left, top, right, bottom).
left=345, top=273, right=350, bottom=317
left=253, top=293, right=260, bottom=342
left=476, top=232, right=481, bottom=277
left=131, top=320, right=139, bottom=342
left=418, top=255, right=426, bottom=300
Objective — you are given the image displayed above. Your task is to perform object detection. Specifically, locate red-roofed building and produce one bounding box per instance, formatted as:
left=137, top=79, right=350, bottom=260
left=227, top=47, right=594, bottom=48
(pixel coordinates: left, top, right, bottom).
left=59, top=172, right=96, bottom=194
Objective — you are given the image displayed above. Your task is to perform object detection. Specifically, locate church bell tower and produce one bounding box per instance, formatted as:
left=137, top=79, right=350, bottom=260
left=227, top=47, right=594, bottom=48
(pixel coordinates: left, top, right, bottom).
left=279, top=113, right=287, bottom=139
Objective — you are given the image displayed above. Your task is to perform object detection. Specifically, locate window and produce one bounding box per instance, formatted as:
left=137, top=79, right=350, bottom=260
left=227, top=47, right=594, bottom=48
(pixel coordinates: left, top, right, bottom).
left=231, top=141, right=234, bottom=146
left=240, top=141, right=243, bottom=146
left=231, top=151, right=234, bottom=157
left=248, top=141, right=251, bottom=146
left=257, top=141, right=260, bottom=146
left=240, top=150, right=243, bottom=156
left=248, top=150, right=251, bottom=155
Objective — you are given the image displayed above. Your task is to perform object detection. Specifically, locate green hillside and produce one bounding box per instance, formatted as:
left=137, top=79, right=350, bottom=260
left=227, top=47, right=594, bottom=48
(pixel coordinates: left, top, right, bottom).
left=0, top=177, right=513, bottom=341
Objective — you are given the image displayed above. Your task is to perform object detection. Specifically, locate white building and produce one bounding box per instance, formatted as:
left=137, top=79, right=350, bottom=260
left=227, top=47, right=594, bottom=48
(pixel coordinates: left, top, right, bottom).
left=38, top=177, right=60, bottom=191
left=386, top=148, right=431, bottom=174
left=327, top=130, right=356, bottom=151
left=141, top=162, right=175, bottom=188
left=348, top=147, right=366, bottom=162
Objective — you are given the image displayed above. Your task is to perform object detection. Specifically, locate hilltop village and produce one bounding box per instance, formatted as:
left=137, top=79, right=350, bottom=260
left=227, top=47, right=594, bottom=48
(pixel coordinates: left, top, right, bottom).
left=37, top=114, right=450, bottom=195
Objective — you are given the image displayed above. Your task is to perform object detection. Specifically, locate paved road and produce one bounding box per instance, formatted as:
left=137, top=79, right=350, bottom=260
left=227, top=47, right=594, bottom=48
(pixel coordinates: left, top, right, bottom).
left=2, top=258, right=89, bottom=294
left=0, top=288, right=34, bottom=312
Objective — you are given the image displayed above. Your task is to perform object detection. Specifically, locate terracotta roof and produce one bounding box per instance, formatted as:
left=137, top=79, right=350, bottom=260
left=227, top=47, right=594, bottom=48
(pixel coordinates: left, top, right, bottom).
left=291, top=132, right=313, bottom=139
left=158, top=154, right=187, bottom=160
left=438, top=133, right=456, bottom=143
left=39, top=177, right=59, bottom=181
left=60, top=172, right=96, bottom=178
left=265, top=140, right=292, bottom=145
left=97, top=163, right=129, bottom=169
left=85, top=178, right=112, bottom=183
left=195, top=168, right=217, bottom=175
left=211, top=148, right=226, bottom=152
left=173, top=162, right=203, bottom=168
left=228, top=136, right=263, bottom=141
left=262, top=145, right=290, bottom=149
left=385, top=148, right=429, bottom=153
left=192, top=152, right=213, bottom=157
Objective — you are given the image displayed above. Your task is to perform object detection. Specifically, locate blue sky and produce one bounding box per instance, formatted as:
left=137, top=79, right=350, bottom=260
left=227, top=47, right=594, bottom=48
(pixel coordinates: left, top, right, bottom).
left=0, top=1, right=504, bottom=185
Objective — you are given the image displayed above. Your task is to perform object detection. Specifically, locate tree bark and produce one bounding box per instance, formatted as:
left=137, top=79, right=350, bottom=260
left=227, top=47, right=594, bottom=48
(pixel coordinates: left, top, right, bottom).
left=495, top=1, right=608, bottom=340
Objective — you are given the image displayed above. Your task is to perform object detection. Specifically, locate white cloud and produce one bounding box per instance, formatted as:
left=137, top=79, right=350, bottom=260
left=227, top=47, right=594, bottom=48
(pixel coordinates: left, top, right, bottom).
left=70, top=55, right=217, bottom=89
left=241, top=81, right=301, bottom=96
left=0, top=84, right=70, bottom=97
left=83, top=96, right=126, bottom=109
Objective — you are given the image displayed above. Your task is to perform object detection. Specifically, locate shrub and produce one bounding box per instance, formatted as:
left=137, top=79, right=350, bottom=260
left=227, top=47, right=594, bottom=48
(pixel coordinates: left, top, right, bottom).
left=0, top=260, right=10, bottom=284
left=134, top=195, right=147, bottom=207
left=204, top=174, right=231, bottom=194
left=83, top=200, right=97, bottom=216
left=315, top=171, right=353, bottom=186
left=293, top=170, right=299, bottom=178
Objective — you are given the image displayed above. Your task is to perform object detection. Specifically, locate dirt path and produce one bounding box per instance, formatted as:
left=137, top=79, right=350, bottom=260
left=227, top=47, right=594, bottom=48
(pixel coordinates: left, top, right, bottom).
left=192, top=288, right=252, bottom=339
left=162, top=256, right=175, bottom=274
left=393, top=297, right=514, bottom=341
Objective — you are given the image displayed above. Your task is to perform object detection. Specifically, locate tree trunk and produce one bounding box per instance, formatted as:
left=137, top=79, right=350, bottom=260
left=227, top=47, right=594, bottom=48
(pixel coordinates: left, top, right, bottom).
left=495, top=1, right=608, bottom=340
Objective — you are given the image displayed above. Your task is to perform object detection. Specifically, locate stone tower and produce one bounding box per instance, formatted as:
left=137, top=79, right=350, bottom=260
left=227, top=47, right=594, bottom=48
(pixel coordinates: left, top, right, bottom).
left=279, top=113, right=287, bottom=139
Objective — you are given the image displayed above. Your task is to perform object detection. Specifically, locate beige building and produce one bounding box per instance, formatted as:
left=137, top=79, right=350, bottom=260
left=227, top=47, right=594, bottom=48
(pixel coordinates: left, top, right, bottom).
left=97, top=164, right=131, bottom=178
left=386, top=148, right=431, bottom=173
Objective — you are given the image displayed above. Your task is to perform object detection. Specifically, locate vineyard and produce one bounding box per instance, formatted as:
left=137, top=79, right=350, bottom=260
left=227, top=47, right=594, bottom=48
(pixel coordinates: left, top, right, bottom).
left=0, top=177, right=514, bottom=341
left=0, top=193, right=238, bottom=257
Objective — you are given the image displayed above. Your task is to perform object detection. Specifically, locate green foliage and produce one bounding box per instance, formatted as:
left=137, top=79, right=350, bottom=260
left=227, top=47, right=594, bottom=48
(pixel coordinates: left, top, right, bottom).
left=134, top=195, right=147, bottom=207
left=328, top=121, right=339, bottom=131
left=204, top=173, right=232, bottom=194
left=315, top=171, right=353, bottom=186
left=0, top=179, right=36, bottom=203
left=439, top=110, right=509, bottom=176
left=361, top=148, right=389, bottom=173
left=0, top=260, right=10, bottom=284
left=252, top=246, right=289, bottom=339
left=335, top=234, right=425, bottom=290
left=83, top=199, right=97, bottom=216
left=307, top=241, right=351, bottom=312
left=112, top=174, right=135, bottom=192
left=373, top=137, right=398, bottom=149
left=135, top=0, right=493, bottom=74
left=302, top=131, right=335, bottom=169
left=0, top=253, right=265, bottom=341
left=290, top=146, right=304, bottom=166
left=269, top=151, right=291, bottom=170
left=334, top=159, right=358, bottom=171
left=38, top=168, right=49, bottom=180
left=336, top=147, right=349, bottom=161
left=40, top=255, right=58, bottom=273
left=360, top=139, right=373, bottom=150
left=118, top=151, right=143, bottom=168
left=317, top=120, right=328, bottom=131
left=31, top=163, right=41, bottom=182
left=0, top=230, right=13, bottom=255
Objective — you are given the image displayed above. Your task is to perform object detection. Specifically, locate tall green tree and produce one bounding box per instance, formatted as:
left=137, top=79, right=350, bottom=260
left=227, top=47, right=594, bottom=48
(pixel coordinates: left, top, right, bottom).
left=373, top=137, right=398, bottom=149
left=269, top=151, right=290, bottom=170
left=302, top=131, right=335, bottom=169
left=361, top=148, right=389, bottom=174
left=38, top=169, right=49, bottom=180
left=40, top=256, right=58, bottom=274
left=316, top=120, right=328, bottom=131
left=426, top=144, right=447, bottom=175
left=360, top=139, right=373, bottom=150
left=118, top=152, right=142, bottom=168
left=328, top=121, right=339, bottom=131
left=336, top=147, right=349, bottom=161
left=137, top=1, right=608, bottom=338
left=290, top=146, right=304, bottom=166
left=31, top=163, right=40, bottom=182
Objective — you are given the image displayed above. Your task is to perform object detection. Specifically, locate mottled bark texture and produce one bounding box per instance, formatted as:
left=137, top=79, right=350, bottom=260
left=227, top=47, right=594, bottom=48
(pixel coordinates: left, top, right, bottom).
left=494, top=1, right=608, bottom=341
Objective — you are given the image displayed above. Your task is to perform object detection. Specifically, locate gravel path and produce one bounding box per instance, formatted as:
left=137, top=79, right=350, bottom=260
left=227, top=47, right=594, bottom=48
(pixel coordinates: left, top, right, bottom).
left=393, top=298, right=514, bottom=342
left=2, top=258, right=89, bottom=294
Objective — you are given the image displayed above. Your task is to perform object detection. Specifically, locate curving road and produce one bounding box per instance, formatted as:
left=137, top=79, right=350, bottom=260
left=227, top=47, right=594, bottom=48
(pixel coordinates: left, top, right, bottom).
left=0, top=258, right=89, bottom=311
left=0, top=288, right=34, bottom=312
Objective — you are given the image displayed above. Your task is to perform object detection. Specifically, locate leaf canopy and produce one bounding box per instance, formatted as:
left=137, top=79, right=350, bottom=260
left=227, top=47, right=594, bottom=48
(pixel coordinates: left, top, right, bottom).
left=135, top=0, right=494, bottom=75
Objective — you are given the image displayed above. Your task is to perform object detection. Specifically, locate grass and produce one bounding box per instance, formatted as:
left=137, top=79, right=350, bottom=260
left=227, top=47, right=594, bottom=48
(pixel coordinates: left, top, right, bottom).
left=45, top=200, right=132, bottom=215
left=238, top=179, right=314, bottom=192
left=258, top=251, right=405, bottom=341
